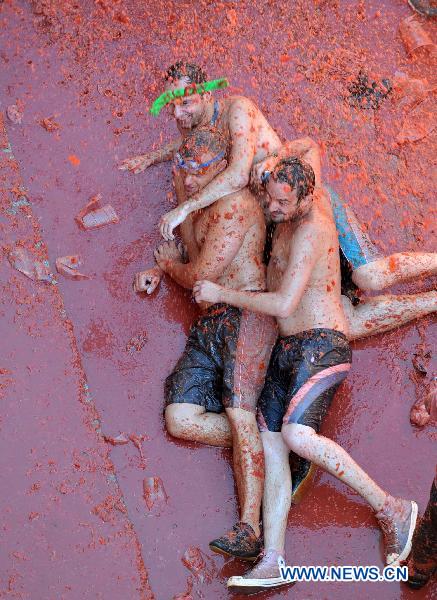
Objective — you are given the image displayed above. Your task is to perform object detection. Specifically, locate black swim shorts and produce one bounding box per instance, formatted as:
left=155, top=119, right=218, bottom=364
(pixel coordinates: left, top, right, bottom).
left=258, top=328, right=352, bottom=432
left=165, top=303, right=277, bottom=414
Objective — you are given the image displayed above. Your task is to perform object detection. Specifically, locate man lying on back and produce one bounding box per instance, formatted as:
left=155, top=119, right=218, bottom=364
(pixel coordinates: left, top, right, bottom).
left=137, top=125, right=277, bottom=560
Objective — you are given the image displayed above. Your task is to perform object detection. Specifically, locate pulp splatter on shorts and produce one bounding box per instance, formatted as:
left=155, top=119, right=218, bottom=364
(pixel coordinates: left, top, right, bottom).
left=258, top=328, right=352, bottom=432
left=165, top=302, right=277, bottom=414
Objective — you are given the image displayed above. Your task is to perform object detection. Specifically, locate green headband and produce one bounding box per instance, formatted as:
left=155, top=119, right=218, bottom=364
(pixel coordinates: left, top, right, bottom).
left=149, top=78, right=229, bottom=116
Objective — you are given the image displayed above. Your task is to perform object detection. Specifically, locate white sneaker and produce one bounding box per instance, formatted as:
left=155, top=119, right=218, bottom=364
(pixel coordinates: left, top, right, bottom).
left=227, top=551, right=295, bottom=592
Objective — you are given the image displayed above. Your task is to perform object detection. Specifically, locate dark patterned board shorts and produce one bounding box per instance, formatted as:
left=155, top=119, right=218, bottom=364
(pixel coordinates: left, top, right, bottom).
left=165, top=303, right=277, bottom=414
left=258, top=328, right=352, bottom=433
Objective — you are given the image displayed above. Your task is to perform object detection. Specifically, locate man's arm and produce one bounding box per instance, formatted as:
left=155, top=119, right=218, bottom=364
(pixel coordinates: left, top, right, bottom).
left=155, top=196, right=250, bottom=289
left=119, top=138, right=182, bottom=173
left=132, top=164, right=197, bottom=295
left=194, top=222, right=320, bottom=318
left=280, top=137, right=321, bottom=187
left=159, top=97, right=259, bottom=239
left=172, top=168, right=199, bottom=261
left=252, top=137, right=322, bottom=188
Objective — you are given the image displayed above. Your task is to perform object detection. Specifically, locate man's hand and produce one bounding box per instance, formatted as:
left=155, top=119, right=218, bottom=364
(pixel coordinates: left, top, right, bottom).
left=154, top=241, right=184, bottom=271
left=251, top=155, right=279, bottom=187
left=118, top=153, right=154, bottom=174
left=159, top=204, right=189, bottom=240
left=133, top=266, right=162, bottom=294
left=193, top=280, right=223, bottom=304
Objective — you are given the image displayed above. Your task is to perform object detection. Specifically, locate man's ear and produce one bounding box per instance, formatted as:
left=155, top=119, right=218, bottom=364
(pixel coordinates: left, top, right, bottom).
left=202, top=91, right=212, bottom=103
left=298, top=193, right=313, bottom=215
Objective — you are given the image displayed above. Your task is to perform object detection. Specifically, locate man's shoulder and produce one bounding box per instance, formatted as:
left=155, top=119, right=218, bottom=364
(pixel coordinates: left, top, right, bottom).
left=290, top=209, right=331, bottom=248
left=301, top=201, right=338, bottom=257
left=315, top=186, right=332, bottom=205
left=216, top=187, right=258, bottom=211
left=227, top=95, right=258, bottom=115
left=209, top=188, right=261, bottom=223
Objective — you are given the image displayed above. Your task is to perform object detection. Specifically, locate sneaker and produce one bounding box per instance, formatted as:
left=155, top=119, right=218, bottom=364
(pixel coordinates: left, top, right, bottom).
left=408, top=0, right=437, bottom=17
left=375, top=497, right=418, bottom=565
left=209, top=522, right=262, bottom=561
left=290, top=454, right=316, bottom=504
left=227, top=549, right=295, bottom=593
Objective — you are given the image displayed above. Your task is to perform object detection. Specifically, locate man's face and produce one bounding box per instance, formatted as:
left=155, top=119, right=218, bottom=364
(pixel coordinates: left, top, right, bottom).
left=265, top=178, right=299, bottom=222
left=176, top=149, right=226, bottom=196
left=166, top=77, right=210, bottom=130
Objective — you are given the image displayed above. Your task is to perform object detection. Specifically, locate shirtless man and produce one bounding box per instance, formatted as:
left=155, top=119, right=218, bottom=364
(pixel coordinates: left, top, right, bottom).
left=137, top=137, right=437, bottom=503
left=120, top=61, right=283, bottom=239
left=194, top=158, right=419, bottom=591
left=250, top=137, right=437, bottom=343
left=251, top=139, right=437, bottom=302
left=121, top=61, right=437, bottom=304
left=136, top=126, right=277, bottom=560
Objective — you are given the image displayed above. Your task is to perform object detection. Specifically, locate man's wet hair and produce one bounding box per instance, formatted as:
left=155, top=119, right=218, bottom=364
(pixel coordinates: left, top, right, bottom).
left=178, top=126, right=228, bottom=164
left=165, top=62, right=207, bottom=84
left=272, top=157, right=315, bottom=204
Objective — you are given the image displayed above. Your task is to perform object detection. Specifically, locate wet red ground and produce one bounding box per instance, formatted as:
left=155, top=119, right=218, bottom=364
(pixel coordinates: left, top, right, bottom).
left=0, top=1, right=435, bottom=598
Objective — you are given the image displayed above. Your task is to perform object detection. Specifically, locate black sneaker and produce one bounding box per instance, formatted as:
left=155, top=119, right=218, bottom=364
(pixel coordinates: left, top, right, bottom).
left=209, top=522, right=262, bottom=561
left=405, top=477, right=437, bottom=588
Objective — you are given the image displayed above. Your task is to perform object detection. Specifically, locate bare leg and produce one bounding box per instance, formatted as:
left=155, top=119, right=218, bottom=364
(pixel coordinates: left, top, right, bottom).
left=282, top=423, right=418, bottom=564
left=352, top=253, right=437, bottom=292
left=282, top=423, right=387, bottom=511
left=166, top=405, right=263, bottom=537
left=261, top=432, right=291, bottom=555
left=226, top=407, right=264, bottom=537
left=165, top=403, right=232, bottom=447
left=227, top=433, right=293, bottom=589
left=343, top=291, right=437, bottom=341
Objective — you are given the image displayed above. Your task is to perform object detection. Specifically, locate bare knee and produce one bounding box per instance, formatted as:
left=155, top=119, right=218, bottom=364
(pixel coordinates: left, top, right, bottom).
left=352, top=261, right=389, bottom=292
left=226, top=407, right=258, bottom=435
left=282, top=423, right=316, bottom=457
left=262, top=431, right=289, bottom=464
left=165, top=404, right=202, bottom=440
